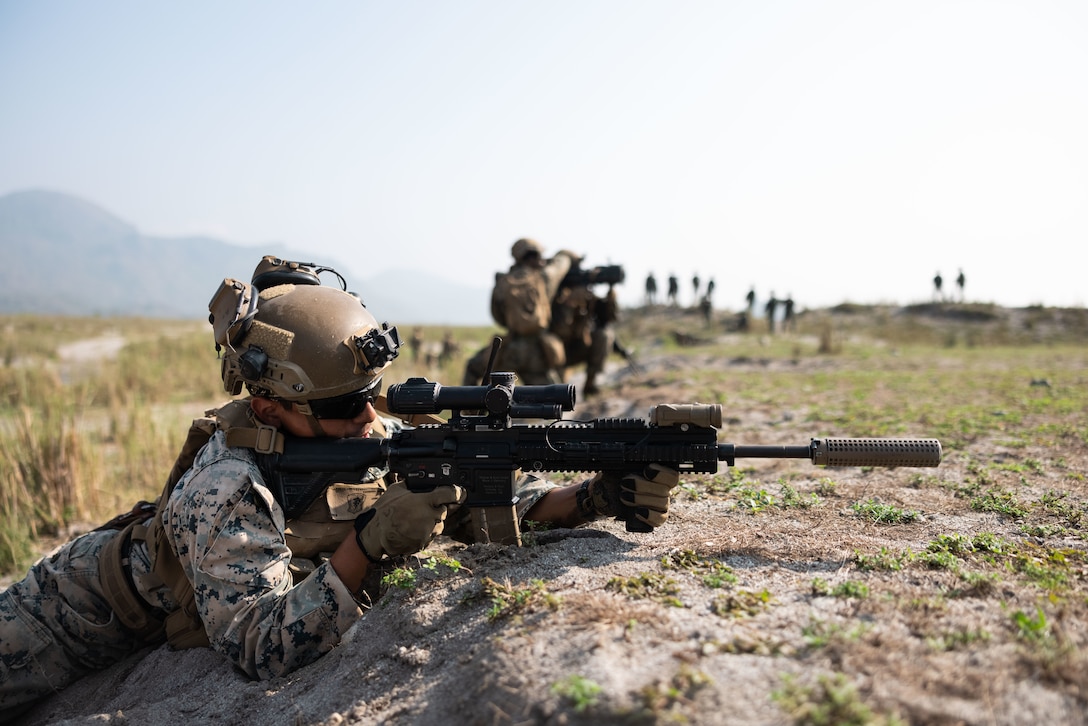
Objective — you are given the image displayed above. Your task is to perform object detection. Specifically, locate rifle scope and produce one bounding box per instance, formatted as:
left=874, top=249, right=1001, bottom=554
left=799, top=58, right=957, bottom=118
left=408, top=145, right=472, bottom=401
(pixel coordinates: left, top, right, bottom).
left=387, top=375, right=576, bottom=419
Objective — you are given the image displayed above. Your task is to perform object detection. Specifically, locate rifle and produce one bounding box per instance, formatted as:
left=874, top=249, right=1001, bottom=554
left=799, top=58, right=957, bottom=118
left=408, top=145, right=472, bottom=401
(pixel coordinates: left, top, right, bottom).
left=260, top=373, right=942, bottom=546
left=611, top=339, right=642, bottom=375
left=561, top=263, right=625, bottom=288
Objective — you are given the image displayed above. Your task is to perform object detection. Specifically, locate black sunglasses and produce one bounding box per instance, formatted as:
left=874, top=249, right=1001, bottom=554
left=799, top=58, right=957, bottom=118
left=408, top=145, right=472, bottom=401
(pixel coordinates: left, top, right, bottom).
left=305, top=377, right=383, bottom=420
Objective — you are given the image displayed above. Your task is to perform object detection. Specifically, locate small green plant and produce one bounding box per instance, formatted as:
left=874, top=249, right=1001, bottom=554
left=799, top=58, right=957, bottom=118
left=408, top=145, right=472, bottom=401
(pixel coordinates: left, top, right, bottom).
left=638, top=665, right=712, bottom=715
left=908, top=472, right=942, bottom=489
left=606, top=572, right=684, bottom=607
left=851, top=498, right=921, bottom=524
left=969, top=532, right=1012, bottom=554
left=927, top=532, right=973, bottom=555
left=779, top=481, right=821, bottom=509
left=710, top=589, right=771, bottom=617
left=813, top=477, right=838, bottom=497
left=1019, top=523, right=1068, bottom=538
left=702, top=467, right=749, bottom=496
left=661, top=549, right=738, bottom=588
left=678, top=482, right=703, bottom=500
left=833, top=580, right=870, bottom=599
left=735, top=486, right=776, bottom=513
left=854, top=546, right=912, bottom=571
left=1035, top=489, right=1084, bottom=527
left=1011, top=606, right=1050, bottom=644
left=947, top=570, right=1000, bottom=598
left=381, top=553, right=464, bottom=591
left=773, top=673, right=901, bottom=726
left=801, top=618, right=870, bottom=649
left=420, top=553, right=464, bottom=573
left=381, top=567, right=418, bottom=590
left=1011, top=546, right=1073, bottom=591
left=926, top=627, right=991, bottom=651
left=478, top=577, right=561, bottom=620
left=995, top=458, right=1045, bottom=475
left=551, top=674, right=602, bottom=713
left=970, top=489, right=1029, bottom=518
left=916, top=549, right=961, bottom=571
left=812, top=577, right=869, bottom=599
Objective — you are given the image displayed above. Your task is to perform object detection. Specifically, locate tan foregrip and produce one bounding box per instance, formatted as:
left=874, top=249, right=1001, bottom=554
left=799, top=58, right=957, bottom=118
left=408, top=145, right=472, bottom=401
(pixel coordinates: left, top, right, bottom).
left=649, top=404, right=723, bottom=428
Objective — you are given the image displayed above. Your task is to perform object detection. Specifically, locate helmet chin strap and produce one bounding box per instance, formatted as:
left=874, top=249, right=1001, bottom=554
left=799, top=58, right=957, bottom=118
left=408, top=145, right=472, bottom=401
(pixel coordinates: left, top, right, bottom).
left=303, top=413, right=325, bottom=437
left=292, top=402, right=327, bottom=437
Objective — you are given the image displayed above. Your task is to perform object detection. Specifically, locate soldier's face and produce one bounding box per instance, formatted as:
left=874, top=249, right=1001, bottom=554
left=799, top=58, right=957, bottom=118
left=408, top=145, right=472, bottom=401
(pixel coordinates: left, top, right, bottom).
left=254, top=398, right=378, bottom=439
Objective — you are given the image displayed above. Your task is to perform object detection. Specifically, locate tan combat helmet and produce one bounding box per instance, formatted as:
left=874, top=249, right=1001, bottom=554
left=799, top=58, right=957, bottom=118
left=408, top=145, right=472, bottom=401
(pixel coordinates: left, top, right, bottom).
left=208, top=258, right=401, bottom=434
left=511, top=237, right=544, bottom=262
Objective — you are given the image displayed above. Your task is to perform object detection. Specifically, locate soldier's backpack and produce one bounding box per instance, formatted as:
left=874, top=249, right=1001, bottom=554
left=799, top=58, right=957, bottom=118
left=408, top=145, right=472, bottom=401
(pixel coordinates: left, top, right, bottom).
left=493, top=266, right=551, bottom=335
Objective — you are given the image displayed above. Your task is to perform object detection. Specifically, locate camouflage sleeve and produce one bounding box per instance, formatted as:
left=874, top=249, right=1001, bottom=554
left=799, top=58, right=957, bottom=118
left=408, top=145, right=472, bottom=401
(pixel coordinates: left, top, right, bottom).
left=513, top=471, right=558, bottom=521
left=490, top=271, right=507, bottom=327
left=166, top=434, right=362, bottom=680
left=542, top=254, right=574, bottom=300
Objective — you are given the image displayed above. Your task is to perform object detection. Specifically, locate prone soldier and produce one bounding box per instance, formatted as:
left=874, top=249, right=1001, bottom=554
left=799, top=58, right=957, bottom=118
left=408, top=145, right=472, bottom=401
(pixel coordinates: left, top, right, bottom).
left=0, top=256, right=682, bottom=719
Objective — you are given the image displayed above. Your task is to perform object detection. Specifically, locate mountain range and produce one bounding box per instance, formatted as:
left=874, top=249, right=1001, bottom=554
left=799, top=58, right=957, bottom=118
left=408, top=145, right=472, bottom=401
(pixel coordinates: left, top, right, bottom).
left=0, top=189, right=491, bottom=325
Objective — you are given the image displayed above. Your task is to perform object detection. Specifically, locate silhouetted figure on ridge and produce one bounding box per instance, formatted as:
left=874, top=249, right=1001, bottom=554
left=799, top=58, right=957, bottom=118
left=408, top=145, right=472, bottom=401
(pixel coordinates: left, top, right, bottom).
left=782, top=295, right=795, bottom=332
left=765, top=292, right=779, bottom=334
left=645, top=273, right=658, bottom=305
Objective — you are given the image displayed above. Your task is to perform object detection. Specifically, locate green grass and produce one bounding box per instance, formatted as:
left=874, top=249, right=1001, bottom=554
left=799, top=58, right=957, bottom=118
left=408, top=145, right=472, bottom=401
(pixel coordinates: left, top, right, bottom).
left=3, top=306, right=1088, bottom=581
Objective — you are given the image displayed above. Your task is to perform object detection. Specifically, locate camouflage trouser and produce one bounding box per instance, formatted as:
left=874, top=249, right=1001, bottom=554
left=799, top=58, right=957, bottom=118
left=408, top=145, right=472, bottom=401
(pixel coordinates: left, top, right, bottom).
left=563, top=325, right=615, bottom=386
left=0, top=529, right=150, bottom=721
left=585, top=326, right=615, bottom=381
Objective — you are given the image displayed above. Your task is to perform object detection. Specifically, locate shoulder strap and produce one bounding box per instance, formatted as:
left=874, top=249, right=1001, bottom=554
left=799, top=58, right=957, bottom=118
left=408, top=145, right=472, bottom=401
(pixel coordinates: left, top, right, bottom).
left=98, top=519, right=165, bottom=643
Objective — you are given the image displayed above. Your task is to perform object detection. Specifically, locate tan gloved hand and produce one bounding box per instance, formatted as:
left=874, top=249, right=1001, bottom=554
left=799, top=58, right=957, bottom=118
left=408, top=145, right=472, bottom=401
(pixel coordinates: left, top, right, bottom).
left=580, top=464, right=681, bottom=529
left=354, top=482, right=466, bottom=562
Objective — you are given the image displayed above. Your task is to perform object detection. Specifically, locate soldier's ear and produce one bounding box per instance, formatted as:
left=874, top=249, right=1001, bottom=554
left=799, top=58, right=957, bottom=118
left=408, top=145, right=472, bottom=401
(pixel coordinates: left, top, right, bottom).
left=251, top=397, right=287, bottom=426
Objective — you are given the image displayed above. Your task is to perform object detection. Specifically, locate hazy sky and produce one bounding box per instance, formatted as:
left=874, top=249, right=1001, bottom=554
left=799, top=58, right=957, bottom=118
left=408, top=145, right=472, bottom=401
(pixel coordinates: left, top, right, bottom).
left=3, top=0, right=1086, bottom=311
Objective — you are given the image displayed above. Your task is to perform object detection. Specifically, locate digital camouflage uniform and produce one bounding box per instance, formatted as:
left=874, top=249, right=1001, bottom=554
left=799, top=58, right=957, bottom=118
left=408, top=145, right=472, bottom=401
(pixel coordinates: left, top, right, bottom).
left=463, top=250, right=574, bottom=386
left=551, top=282, right=618, bottom=394
left=0, top=416, right=557, bottom=720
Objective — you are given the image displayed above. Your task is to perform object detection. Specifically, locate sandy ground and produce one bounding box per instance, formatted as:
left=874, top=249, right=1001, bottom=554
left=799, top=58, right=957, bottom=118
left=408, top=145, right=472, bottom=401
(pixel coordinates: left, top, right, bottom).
left=13, top=329, right=1088, bottom=726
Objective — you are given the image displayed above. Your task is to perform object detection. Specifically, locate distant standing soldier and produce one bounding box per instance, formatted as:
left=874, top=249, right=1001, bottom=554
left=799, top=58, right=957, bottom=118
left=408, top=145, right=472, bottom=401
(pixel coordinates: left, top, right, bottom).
left=764, top=291, right=779, bottom=334
left=409, top=327, right=424, bottom=362
left=699, top=294, right=712, bottom=325
left=700, top=278, right=716, bottom=326
left=745, top=286, right=756, bottom=316
left=439, top=330, right=459, bottom=367
left=645, top=273, right=658, bottom=306
left=782, top=295, right=795, bottom=332
left=667, top=274, right=680, bottom=306
left=692, top=274, right=701, bottom=304
left=933, top=271, right=943, bottom=302
left=956, top=269, right=966, bottom=302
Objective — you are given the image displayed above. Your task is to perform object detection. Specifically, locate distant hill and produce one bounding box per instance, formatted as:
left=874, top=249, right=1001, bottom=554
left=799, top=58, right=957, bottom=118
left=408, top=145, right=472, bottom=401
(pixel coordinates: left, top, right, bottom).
left=0, top=190, right=490, bottom=325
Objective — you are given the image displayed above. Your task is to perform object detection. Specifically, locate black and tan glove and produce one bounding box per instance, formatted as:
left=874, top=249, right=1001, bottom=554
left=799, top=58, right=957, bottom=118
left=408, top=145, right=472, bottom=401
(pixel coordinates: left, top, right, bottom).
left=353, top=482, right=466, bottom=562
left=576, top=464, right=681, bottom=531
